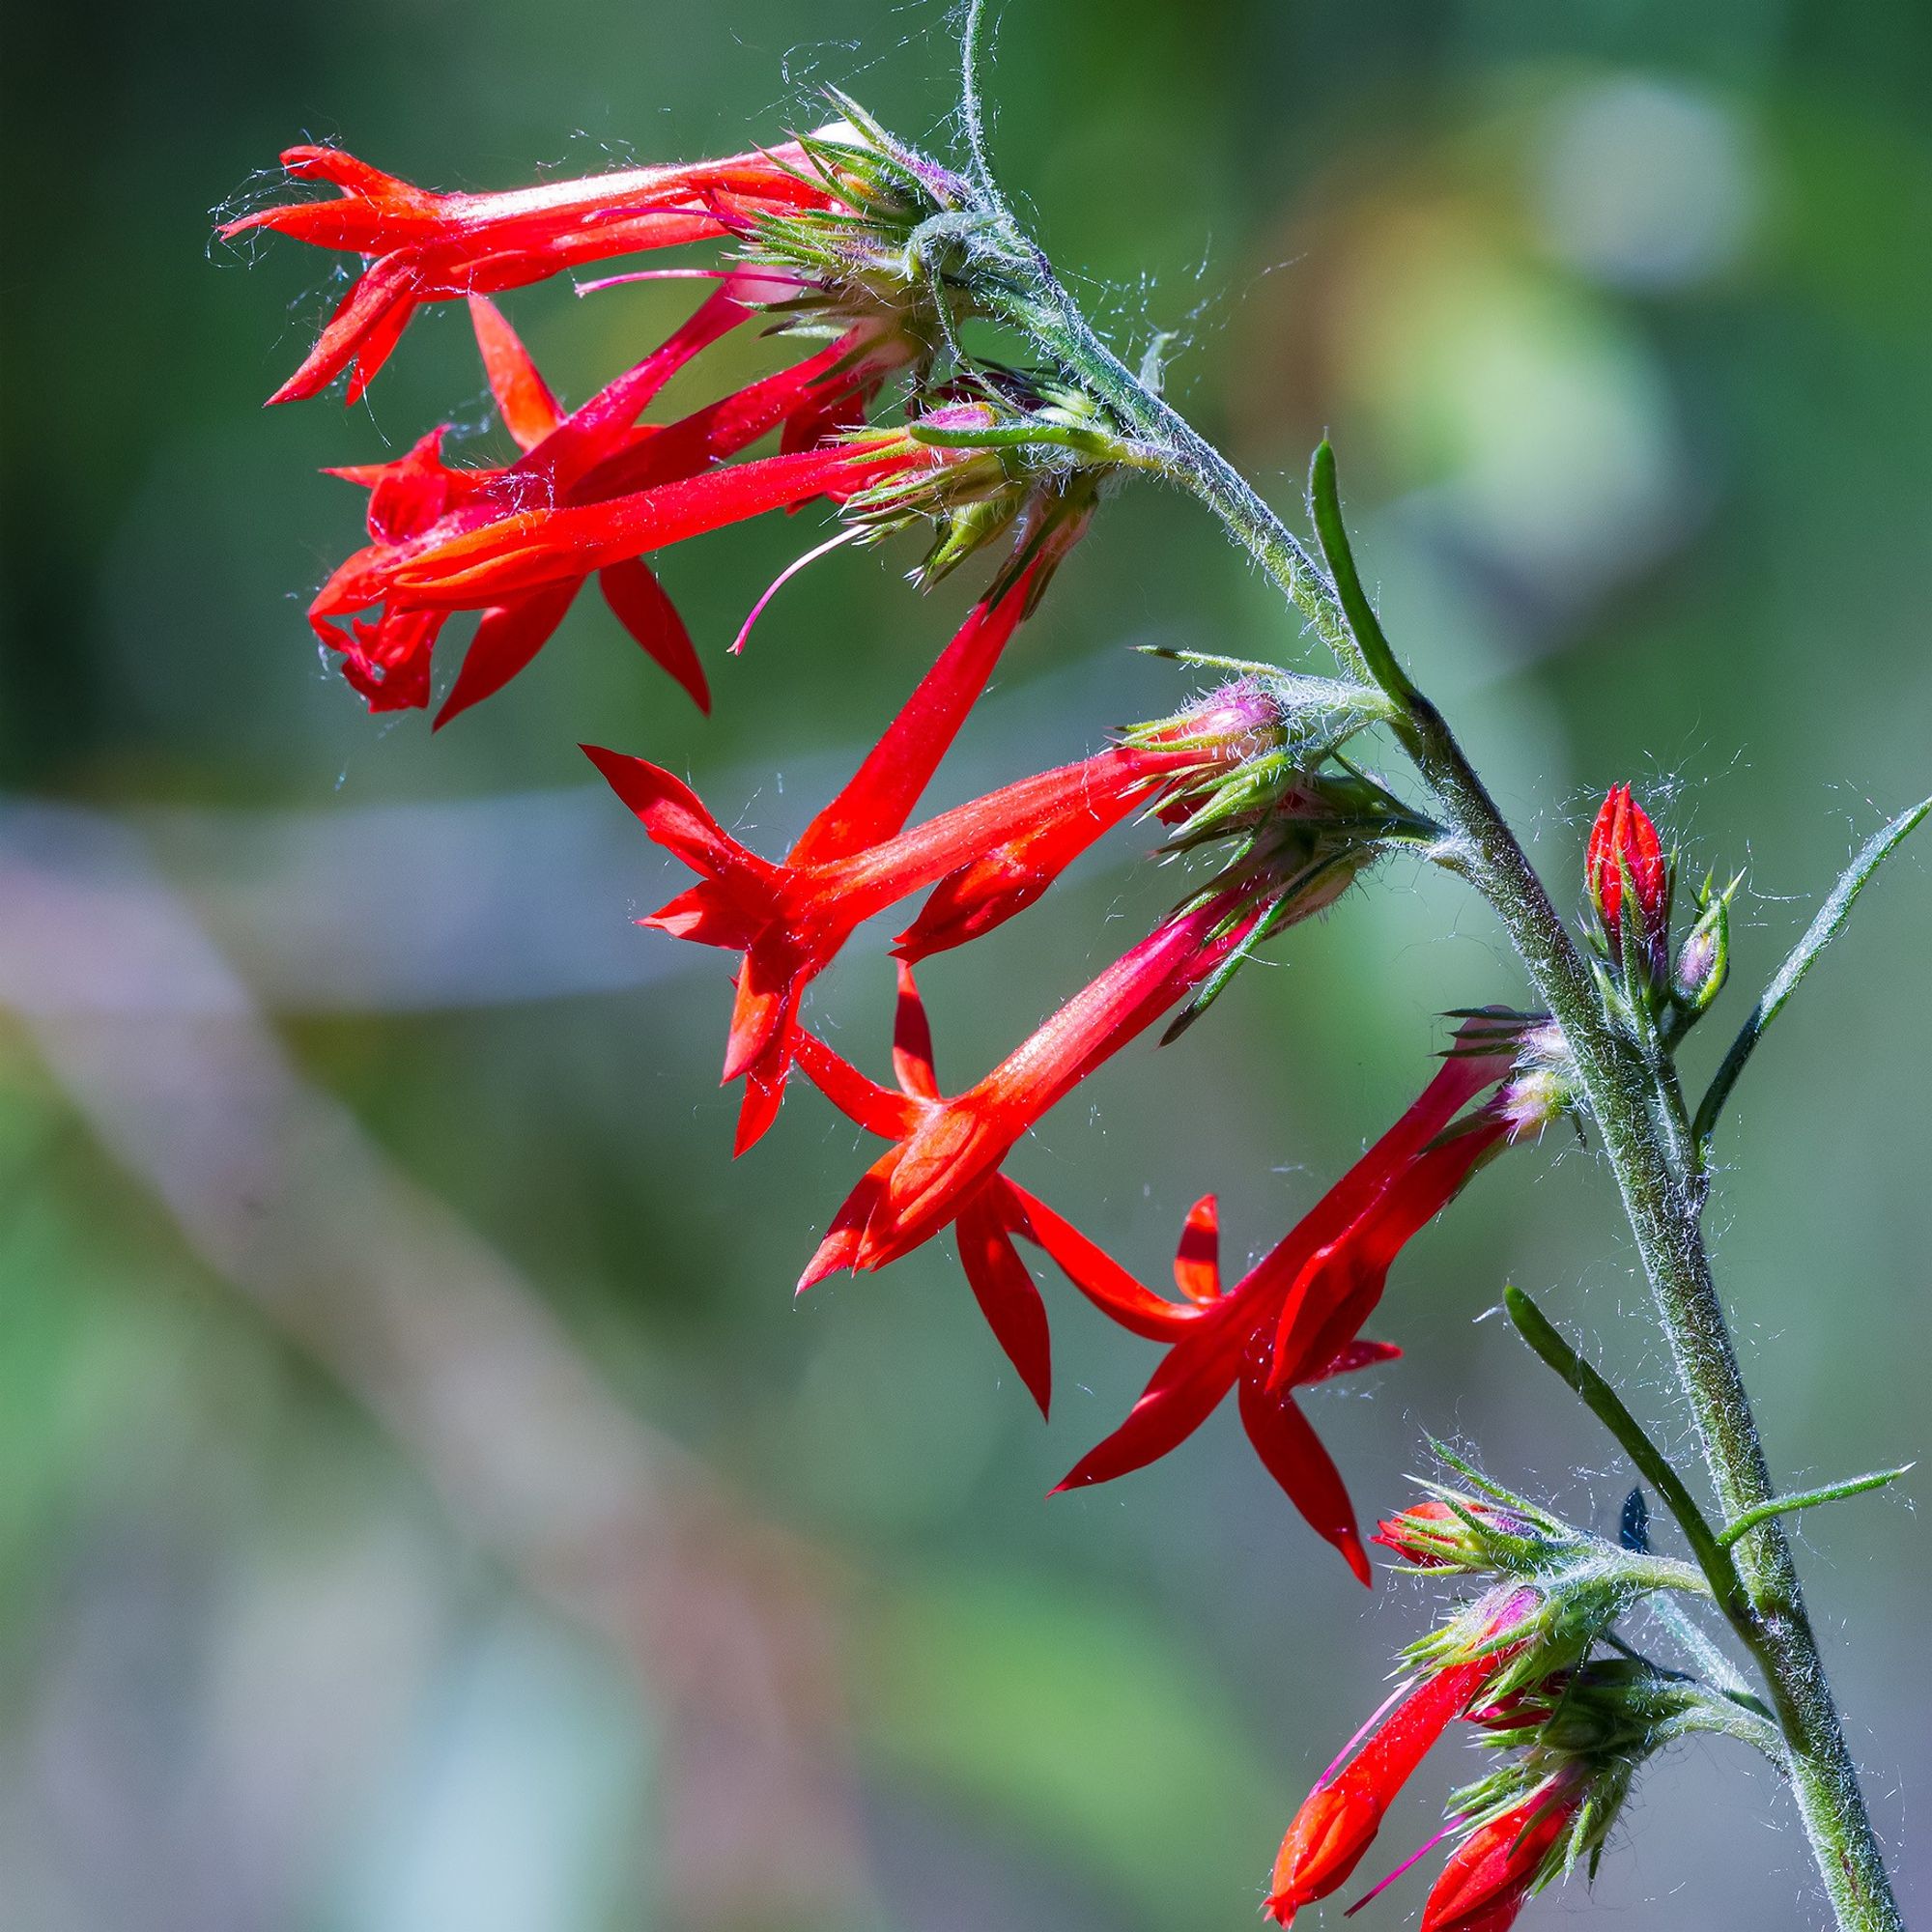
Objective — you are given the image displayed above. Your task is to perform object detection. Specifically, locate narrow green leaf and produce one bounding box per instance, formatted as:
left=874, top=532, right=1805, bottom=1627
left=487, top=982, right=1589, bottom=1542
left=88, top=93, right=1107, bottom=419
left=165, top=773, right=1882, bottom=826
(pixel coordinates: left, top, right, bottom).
left=1306, top=441, right=1418, bottom=705
left=1715, top=1465, right=1913, bottom=1550
left=1502, top=1285, right=1742, bottom=1614
left=1694, top=797, right=1932, bottom=1148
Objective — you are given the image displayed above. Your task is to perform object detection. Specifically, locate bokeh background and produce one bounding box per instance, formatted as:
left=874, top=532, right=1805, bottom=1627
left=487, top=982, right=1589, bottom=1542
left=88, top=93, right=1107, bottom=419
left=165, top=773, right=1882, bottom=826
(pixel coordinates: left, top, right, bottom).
left=3, top=1, right=1930, bottom=1926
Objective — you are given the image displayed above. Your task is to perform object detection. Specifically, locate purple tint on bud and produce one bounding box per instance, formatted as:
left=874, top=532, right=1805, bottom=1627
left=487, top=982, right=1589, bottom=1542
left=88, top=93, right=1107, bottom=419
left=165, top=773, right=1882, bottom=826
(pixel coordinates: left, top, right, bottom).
left=1143, top=678, right=1285, bottom=762
left=1674, top=927, right=1718, bottom=993
left=1671, top=895, right=1729, bottom=1014
left=1496, top=1018, right=1576, bottom=1142
left=1128, top=680, right=1283, bottom=769
left=911, top=399, right=1001, bottom=436
left=898, top=148, right=974, bottom=208
left=1498, top=1070, right=1567, bottom=1142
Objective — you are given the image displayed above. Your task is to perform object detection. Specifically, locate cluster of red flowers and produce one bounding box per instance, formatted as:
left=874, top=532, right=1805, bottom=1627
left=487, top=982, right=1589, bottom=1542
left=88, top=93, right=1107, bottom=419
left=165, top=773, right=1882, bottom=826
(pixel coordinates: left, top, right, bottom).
left=1268, top=1497, right=1658, bottom=1932
left=226, top=125, right=999, bottom=722
left=229, top=92, right=1770, bottom=1932
left=234, top=113, right=1577, bottom=1579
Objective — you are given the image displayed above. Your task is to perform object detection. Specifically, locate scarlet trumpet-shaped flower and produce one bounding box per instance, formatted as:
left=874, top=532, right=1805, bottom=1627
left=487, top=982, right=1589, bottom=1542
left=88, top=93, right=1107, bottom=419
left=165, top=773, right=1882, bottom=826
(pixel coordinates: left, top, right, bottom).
left=362, top=426, right=935, bottom=615
left=224, top=141, right=834, bottom=403
left=895, top=677, right=1298, bottom=962
left=311, top=283, right=922, bottom=718
left=1418, top=1769, right=1585, bottom=1932
left=1037, top=1030, right=1518, bottom=1579
left=790, top=964, right=1187, bottom=1414
left=799, top=890, right=1264, bottom=1290
left=1586, top=783, right=1669, bottom=982
left=1267, top=1589, right=1541, bottom=1924
left=587, top=571, right=1212, bottom=1149
left=317, top=286, right=740, bottom=717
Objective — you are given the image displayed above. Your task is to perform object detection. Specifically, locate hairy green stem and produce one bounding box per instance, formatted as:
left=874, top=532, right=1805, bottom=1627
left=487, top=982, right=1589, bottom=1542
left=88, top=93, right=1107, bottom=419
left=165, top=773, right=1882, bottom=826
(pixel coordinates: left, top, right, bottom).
left=990, top=238, right=1904, bottom=1932
left=1363, top=661, right=1903, bottom=1932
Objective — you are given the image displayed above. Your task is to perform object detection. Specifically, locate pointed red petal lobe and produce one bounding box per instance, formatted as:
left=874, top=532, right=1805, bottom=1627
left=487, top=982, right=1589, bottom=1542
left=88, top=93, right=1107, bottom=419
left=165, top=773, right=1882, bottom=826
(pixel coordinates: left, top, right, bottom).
left=1237, top=1369, right=1370, bottom=1584
left=468, top=295, right=563, bottom=450
left=1008, top=1184, right=1203, bottom=1341
left=267, top=251, right=420, bottom=405
left=1053, top=1345, right=1236, bottom=1493
left=641, top=885, right=758, bottom=951
left=792, top=1029, right=925, bottom=1139
left=1174, top=1193, right=1221, bottom=1302
left=582, top=747, right=785, bottom=917
left=891, top=961, right=940, bottom=1099
left=599, top=559, right=709, bottom=712
left=344, top=292, right=420, bottom=404
left=733, top=1009, right=797, bottom=1156
left=434, top=582, right=580, bottom=727
left=723, top=953, right=797, bottom=1087
left=956, top=1195, right=1052, bottom=1417
left=1311, top=1338, right=1402, bottom=1381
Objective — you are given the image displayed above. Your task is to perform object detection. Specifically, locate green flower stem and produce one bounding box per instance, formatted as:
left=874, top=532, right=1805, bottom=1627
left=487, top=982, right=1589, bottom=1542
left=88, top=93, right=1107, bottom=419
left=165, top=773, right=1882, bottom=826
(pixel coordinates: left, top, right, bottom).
left=1283, top=532, right=1901, bottom=1932
left=1290, top=568, right=1901, bottom=1932
left=990, top=234, right=1904, bottom=1932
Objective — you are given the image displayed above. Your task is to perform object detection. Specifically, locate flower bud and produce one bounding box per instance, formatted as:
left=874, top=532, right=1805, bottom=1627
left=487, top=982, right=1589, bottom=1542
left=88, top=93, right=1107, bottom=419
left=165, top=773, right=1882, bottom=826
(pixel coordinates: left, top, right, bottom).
left=1373, top=1498, right=1540, bottom=1572
left=1671, top=884, right=1730, bottom=1014
left=1494, top=1019, right=1577, bottom=1142
left=1135, top=677, right=1288, bottom=765
left=1585, top=784, right=1670, bottom=987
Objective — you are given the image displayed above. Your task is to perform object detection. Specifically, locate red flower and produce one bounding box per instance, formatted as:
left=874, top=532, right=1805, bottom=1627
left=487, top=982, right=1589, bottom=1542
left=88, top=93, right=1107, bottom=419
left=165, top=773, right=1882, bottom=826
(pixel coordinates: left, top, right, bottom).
left=1585, top=783, right=1668, bottom=980
left=1267, top=1589, right=1542, bottom=1925
left=895, top=677, right=1309, bottom=962
left=368, top=431, right=924, bottom=613
left=1418, top=1770, right=1584, bottom=1932
left=224, top=141, right=832, bottom=403
left=798, top=890, right=1263, bottom=1290
left=311, top=282, right=916, bottom=720
left=1037, top=1030, right=1516, bottom=1579
left=587, top=575, right=1210, bottom=1148
left=790, top=964, right=1187, bottom=1415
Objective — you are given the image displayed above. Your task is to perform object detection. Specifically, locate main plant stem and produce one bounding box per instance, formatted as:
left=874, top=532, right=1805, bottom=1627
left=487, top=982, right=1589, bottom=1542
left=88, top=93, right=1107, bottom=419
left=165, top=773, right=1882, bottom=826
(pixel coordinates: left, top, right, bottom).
left=999, top=257, right=1902, bottom=1930
left=1385, top=722, right=1901, bottom=1932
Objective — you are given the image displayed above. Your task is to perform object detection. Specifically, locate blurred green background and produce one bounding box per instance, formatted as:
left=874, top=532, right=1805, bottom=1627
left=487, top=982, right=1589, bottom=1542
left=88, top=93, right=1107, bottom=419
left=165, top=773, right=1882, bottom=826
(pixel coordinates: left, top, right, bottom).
left=3, top=1, right=1929, bottom=1927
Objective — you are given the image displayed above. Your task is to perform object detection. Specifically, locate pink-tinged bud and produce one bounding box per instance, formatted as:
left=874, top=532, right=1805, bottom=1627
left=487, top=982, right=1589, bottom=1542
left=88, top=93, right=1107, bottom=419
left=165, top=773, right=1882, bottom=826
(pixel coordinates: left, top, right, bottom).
left=1492, top=1017, right=1576, bottom=1142
left=1585, top=784, right=1669, bottom=981
left=1496, top=1069, right=1566, bottom=1141
left=1140, top=678, right=1286, bottom=764
left=1419, top=1770, right=1585, bottom=1932
left=1373, top=1498, right=1535, bottom=1570
left=1671, top=890, right=1730, bottom=1013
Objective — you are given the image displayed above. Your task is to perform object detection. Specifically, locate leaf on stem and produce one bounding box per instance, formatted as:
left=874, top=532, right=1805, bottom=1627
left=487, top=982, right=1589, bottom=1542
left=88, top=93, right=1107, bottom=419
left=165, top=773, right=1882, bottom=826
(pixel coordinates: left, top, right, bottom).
left=1306, top=440, right=1417, bottom=705
left=1714, top=1465, right=1914, bottom=1550
left=1501, top=1285, right=1742, bottom=1614
left=1694, top=796, right=1932, bottom=1148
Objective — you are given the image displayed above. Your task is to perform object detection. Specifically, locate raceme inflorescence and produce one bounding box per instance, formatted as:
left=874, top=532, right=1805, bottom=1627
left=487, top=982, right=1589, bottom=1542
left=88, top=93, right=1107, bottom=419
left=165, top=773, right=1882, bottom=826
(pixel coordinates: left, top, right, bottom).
left=226, top=18, right=1923, bottom=1929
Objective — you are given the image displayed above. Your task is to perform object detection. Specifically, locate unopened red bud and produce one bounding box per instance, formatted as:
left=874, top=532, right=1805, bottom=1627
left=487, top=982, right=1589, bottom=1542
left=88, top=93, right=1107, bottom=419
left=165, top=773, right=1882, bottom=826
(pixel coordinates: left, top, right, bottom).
left=1420, top=1769, right=1586, bottom=1932
left=1373, top=1498, right=1533, bottom=1569
left=1585, top=784, right=1669, bottom=983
